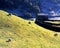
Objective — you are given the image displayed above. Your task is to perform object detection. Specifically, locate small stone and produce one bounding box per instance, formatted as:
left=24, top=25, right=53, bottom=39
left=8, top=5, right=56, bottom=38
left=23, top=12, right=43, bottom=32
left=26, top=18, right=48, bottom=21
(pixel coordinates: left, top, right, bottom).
left=7, top=13, right=11, bottom=16
left=6, top=38, right=11, bottom=42
left=54, top=33, right=58, bottom=36
left=28, top=21, right=31, bottom=24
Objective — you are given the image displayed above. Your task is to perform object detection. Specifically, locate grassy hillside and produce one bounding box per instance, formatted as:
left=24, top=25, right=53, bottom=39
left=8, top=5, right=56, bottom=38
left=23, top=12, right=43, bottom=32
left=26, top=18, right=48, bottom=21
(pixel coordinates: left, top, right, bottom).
left=0, top=10, right=60, bottom=48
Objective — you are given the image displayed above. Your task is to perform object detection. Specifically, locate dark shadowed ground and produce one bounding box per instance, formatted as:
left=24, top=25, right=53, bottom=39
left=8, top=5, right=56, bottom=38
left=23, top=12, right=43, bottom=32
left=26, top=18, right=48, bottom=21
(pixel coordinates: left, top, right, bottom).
left=35, top=21, right=60, bottom=32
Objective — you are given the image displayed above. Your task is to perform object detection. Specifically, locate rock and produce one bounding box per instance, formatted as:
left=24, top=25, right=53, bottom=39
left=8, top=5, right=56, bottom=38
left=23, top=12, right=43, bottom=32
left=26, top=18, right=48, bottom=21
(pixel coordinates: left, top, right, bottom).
left=54, top=33, right=58, bottom=36
left=6, top=38, right=12, bottom=42
left=7, top=13, right=12, bottom=16
left=28, top=21, right=31, bottom=24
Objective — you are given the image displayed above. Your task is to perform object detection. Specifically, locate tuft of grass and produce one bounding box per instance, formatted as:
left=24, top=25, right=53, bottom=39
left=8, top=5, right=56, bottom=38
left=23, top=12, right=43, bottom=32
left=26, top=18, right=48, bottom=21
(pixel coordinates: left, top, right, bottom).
left=0, top=10, right=60, bottom=48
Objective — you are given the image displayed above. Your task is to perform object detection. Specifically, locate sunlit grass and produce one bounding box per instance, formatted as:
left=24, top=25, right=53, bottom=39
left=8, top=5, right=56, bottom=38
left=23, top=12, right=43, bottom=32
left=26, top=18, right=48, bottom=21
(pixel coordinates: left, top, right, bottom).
left=44, top=21, right=60, bottom=24
left=0, top=10, right=60, bottom=48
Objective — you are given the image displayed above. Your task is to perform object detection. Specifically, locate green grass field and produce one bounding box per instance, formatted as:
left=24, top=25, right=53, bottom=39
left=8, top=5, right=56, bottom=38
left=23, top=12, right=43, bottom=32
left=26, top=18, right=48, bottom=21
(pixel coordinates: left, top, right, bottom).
left=0, top=10, right=60, bottom=48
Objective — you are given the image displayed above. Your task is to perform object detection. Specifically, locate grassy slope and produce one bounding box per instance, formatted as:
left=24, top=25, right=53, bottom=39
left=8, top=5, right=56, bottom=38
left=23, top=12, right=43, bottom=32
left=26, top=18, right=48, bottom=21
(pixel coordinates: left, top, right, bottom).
left=0, top=10, right=60, bottom=48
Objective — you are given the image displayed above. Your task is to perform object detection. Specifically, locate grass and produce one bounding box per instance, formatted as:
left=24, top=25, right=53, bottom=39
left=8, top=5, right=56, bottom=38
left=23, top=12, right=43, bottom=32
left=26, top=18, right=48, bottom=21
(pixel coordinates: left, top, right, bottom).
left=0, top=10, right=60, bottom=48
left=44, top=21, right=60, bottom=24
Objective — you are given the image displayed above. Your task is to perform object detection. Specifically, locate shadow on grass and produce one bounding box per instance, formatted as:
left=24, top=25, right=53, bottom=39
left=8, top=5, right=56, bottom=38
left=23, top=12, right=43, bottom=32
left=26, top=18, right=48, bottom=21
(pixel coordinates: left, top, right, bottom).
left=35, top=21, right=60, bottom=32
